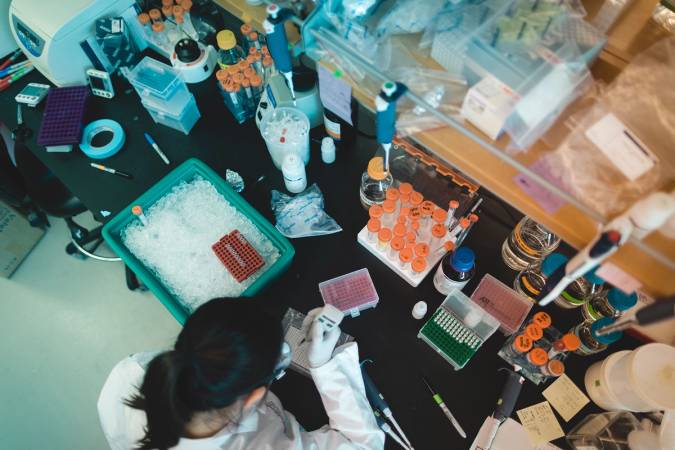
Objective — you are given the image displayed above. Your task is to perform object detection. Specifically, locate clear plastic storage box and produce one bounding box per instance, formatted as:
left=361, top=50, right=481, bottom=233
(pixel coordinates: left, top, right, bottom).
left=143, top=96, right=201, bottom=135
left=127, top=56, right=193, bottom=115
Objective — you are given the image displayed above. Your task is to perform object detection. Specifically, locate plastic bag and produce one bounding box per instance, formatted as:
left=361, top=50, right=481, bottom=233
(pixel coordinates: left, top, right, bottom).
left=541, top=36, right=675, bottom=218
left=375, top=0, right=446, bottom=36
left=271, top=184, right=342, bottom=238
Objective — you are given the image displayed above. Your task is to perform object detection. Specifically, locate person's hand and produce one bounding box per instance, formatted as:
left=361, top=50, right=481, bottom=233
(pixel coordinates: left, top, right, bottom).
left=306, top=311, right=341, bottom=368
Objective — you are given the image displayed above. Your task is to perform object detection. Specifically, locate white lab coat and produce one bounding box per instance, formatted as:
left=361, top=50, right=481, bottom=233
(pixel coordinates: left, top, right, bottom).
left=98, top=343, right=385, bottom=450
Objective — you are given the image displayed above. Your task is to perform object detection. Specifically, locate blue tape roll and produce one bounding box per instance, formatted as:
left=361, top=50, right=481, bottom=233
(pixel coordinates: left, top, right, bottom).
left=80, top=119, right=125, bottom=160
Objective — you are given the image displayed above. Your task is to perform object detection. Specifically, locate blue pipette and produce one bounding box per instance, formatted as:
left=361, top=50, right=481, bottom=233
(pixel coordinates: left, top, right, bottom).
left=375, top=81, right=407, bottom=172
left=263, top=4, right=296, bottom=104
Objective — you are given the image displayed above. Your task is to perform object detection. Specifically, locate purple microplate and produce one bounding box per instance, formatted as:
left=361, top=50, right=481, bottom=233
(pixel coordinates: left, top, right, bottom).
left=319, top=268, right=379, bottom=314
left=37, top=86, right=89, bottom=146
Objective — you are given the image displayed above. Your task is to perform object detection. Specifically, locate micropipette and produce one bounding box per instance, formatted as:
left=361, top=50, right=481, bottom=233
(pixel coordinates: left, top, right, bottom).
left=373, top=409, right=411, bottom=450
left=263, top=4, right=296, bottom=104
left=375, top=81, right=407, bottom=173
left=361, top=363, right=414, bottom=450
left=421, top=376, right=466, bottom=438
left=476, top=369, right=524, bottom=450
left=595, top=296, right=675, bottom=336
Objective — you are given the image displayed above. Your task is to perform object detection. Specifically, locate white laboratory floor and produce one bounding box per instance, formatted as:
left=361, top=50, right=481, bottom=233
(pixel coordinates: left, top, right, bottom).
left=0, top=213, right=181, bottom=450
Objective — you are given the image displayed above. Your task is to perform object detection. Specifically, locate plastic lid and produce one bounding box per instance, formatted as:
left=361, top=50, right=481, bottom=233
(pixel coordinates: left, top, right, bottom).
left=173, top=5, right=184, bottom=16
left=607, top=288, right=638, bottom=311
left=432, top=223, right=446, bottom=238
left=367, top=157, right=386, bottom=181
left=459, top=218, right=470, bottom=229
left=541, top=253, right=568, bottom=277
left=399, top=192, right=410, bottom=204
left=161, top=0, right=173, bottom=6
left=411, top=257, right=427, bottom=273
left=398, top=183, right=413, bottom=195
left=591, top=317, right=623, bottom=344
left=367, top=218, right=381, bottom=233
left=406, top=231, right=416, bottom=244
left=451, top=247, right=475, bottom=272
left=369, top=205, right=383, bottom=219
left=432, top=209, right=447, bottom=224
left=240, top=23, right=253, bottom=35
left=524, top=323, right=543, bottom=341
left=138, top=13, right=150, bottom=24
left=244, top=67, right=255, bottom=78
left=249, top=75, right=262, bottom=87
left=149, top=8, right=161, bottom=19
left=378, top=228, right=392, bottom=242
left=409, top=208, right=421, bottom=220
left=263, top=56, right=273, bottom=67
left=449, top=199, right=459, bottom=209
left=131, top=205, right=143, bottom=215
left=513, top=334, right=533, bottom=353
left=560, top=333, right=581, bottom=351
left=528, top=348, right=548, bottom=366
left=249, top=47, right=258, bottom=56
left=386, top=187, right=400, bottom=202
left=393, top=223, right=406, bottom=238
left=391, top=236, right=405, bottom=251
left=162, top=5, right=173, bottom=16
left=246, top=55, right=256, bottom=66
left=382, top=199, right=396, bottom=214
left=396, top=216, right=406, bottom=225
left=420, top=201, right=435, bottom=216
left=415, top=243, right=430, bottom=258
left=152, top=22, right=165, bottom=32
left=399, top=207, right=410, bottom=219
left=181, top=0, right=192, bottom=11
left=443, top=241, right=455, bottom=252
left=410, top=192, right=424, bottom=206
left=584, top=266, right=605, bottom=285
left=216, top=69, right=228, bottom=81
left=532, top=311, right=552, bottom=329
left=241, top=77, right=251, bottom=88
left=411, top=221, right=420, bottom=231
left=399, top=247, right=413, bottom=263
left=469, top=213, right=479, bottom=223
left=547, top=360, right=565, bottom=376
left=217, top=30, right=236, bottom=50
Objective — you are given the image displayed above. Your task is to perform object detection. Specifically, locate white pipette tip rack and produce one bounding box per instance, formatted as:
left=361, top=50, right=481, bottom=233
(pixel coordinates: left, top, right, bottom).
left=356, top=226, right=446, bottom=287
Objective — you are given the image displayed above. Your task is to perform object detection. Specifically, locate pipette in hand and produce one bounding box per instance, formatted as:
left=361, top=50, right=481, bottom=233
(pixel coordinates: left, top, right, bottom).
left=595, top=296, right=675, bottom=336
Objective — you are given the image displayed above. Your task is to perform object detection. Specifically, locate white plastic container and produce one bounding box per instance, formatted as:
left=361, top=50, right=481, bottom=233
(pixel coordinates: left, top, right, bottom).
left=585, top=343, right=675, bottom=412
left=260, top=107, right=310, bottom=169
left=321, top=137, right=336, bottom=164
left=281, top=153, right=307, bottom=194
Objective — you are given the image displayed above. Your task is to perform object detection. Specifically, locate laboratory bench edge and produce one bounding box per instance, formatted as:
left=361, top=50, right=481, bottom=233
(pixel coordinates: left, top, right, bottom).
left=0, top=50, right=642, bottom=450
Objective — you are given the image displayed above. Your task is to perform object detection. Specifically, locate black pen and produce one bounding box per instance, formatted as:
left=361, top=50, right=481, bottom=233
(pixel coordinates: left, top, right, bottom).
left=90, top=162, right=133, bottom=179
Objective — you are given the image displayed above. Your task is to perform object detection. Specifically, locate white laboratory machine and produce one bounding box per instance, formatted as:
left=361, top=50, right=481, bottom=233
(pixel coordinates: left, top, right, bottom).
left=8, top=0, right=145, bottom=86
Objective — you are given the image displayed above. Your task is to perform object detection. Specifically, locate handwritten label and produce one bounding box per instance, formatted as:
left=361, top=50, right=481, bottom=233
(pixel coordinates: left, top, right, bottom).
left=317, top=65, right=352, bottom=125
left=543, top=374, right=590, bottom=422
left=517, top=401, right=564, bottom=445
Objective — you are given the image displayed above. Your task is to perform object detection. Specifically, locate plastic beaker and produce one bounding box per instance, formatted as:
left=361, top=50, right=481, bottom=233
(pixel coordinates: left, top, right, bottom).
left=260, top=107, right=310, bottom=169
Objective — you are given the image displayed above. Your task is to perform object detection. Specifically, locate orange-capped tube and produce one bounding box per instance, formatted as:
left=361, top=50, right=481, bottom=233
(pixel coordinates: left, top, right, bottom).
left=399, top=182, right=413, bottom=196
left=216, top=69, right=228, bottom=81
left=420, top=201, right=435, bottom=217
left=531, top=312, right=552, bottom=329
left=386, top=187, right=400, bottom=210
left=396, top=215, right=407, bottom=225
left=389, top=236, right=405, bottom=260
left=398, top=247, right=414, bottom=269
left=393, top=223, right=406, bottom=239
left=149, top=9, right=162, bottom=22
left=175, top=14, right=184, bottom=25
left=446, top=199, right=460, bottom=227
left=181, top=0, right=193, bottom=12
left=369, top=204, right=383, bottom=220
left=414, top=243, right=430, bottom=259
left=411, top=221, right=420, bottom=232
left=382, top=199, right=396, bottom=227
left=469, top=213, right=479, bottom=223
left=432, top=208, right=447, bottom=225
left=162, top=5, right=173, bottom=18
left=411, top=257, right=427, bottom=275
left=377, top=228, right=392, bottom=252
left=173, top=5, right=184, bottom=17
left=431, top=223, right=447, bottom=251
left=548, top=333, right=581, bottom=359
left=399, top=192, right=410, bottom=209
left=131, top=205, right=149, bottom=226
left=450, top=217, right=470, bottom=240
left=410, top=191, right=424, bottom=208
left=249, top=46, right=259, bottom=56
left=244, top=67, right=255, bottom=79
left=509, top=334, right=533, bottom=357
left=524, top=323, right=544, bottom=341
left=541, top=359, right=565, bottom=377
left=138, top=13, right=150, bottom=26
left=527, top=348, right=548, bottom=367
left=367, top=218, right=381, bottom=243
left=409, top=207, right=422, bottom=222
left=241, top=23, right=253, bottom=35
left=162, top=0, right=173, bottom=6
left=232, top=72, right=244, bottom=84
left=406, top=231, right=416, bottom=246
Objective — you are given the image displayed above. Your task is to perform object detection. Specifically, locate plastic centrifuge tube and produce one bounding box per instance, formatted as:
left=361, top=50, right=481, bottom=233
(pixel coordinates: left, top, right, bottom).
left=456, top=214, right=479, bottom=247
left=405, top=231, right=416, bottom=249
left=414, top=243, right=430, bottom=262
left=411, top=256, right=427, bottom=277
left=431, top=223, right=447, bottom=251
left=540, top=359, right=565, bottom=378
left=240, top=23, right=254, bottom=50
left=529, top=311, right=552, bottom=330
left=398, top=247, right=413, bottom=270
left=148, top=8, right=162, bottom=23
left=410, top=191, right=423, bottom=210
left=524, top=323, right=544, bottom=342
left=398, top=182, right=413, bottom=205
left=151, top=22, right=170, bottom=48
left=377, top=228, right=392, bottom=252
left=367, top=218, right=381, bottom=243
left=174, top=13, right=187, bottom=37
left=446, top=200, right=459, bottom=228
left=503, top=334, right=533, bottom=361
left=240, top=77, right=254, bottom=113
left=389, top=236, right=405, bottom=261
left=386, top=187, right=400, bottom=213
left=420, top=201, right=435, bottom=241
left=526, top=347, right=548, bottom=368
left=450, top=218, right=470, bottom=241
left=244, top=59, right=256, bottom=77
left=137, top=13, right=151, bottom=35
left=547, top=333, right=581, bottom=359
left=398, top=207, right=410, bottom=227
left=249, top=75, right=263, bottom=103
left=262, top=56, right=275, bottom=83
left=132, top=205, right=149, bottom=226
left=249, top=31, right=263, bottom=50
left=252, top=53, right=263, bottom=77
left=369, top=204, right=384, bottom=221
left=382, top=200, right=396, bottom=227
left=393, top=223, right=406, bottom=241
left=433, top=208, right=447, bottom=229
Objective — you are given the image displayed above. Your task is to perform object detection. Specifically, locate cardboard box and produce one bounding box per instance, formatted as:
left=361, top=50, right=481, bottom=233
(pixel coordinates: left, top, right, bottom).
left=0, top=200, right=45, bottom=278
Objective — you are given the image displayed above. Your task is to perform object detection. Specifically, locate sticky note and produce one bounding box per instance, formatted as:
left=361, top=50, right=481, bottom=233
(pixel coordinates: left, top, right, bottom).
left=516, top=401, right=564, bottom=445
left=514, top=157, right=566, bottom=214
left=543, top=374, right=590, bottom=422
left=317, top=65, right=353, bottom=125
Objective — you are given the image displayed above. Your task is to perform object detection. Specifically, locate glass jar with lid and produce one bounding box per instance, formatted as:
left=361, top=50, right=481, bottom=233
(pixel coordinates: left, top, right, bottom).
left=360, top=156, right=393, bottom=209
left=502, top=217, right=561, bottom=271
left=582, top=288, right=638, bottom=322
left=570, top=317, right=623, bottom=356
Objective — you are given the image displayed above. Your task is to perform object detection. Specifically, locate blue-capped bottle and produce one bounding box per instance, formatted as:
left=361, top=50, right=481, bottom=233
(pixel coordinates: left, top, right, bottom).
left=570, top=317, right=623, bottom=356
left=582, top=288, right=638, bottom=322
left=433, top=247, right=476, bottom=295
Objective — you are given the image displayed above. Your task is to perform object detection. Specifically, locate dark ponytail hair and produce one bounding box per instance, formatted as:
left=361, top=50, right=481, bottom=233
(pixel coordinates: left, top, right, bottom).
left=126, top=297, right=283, bottom=450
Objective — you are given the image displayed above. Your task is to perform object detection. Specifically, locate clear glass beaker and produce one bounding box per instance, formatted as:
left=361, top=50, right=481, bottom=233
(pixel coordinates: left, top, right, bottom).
left=360, top=156, right=393, bottom=209
left=502, top=216, right=561, bottom=271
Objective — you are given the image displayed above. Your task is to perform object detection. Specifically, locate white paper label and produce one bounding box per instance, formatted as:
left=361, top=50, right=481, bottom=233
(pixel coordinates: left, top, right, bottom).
left=585, top=113, right=657, bottom=181
left=324, top=115, right=341, bottom=140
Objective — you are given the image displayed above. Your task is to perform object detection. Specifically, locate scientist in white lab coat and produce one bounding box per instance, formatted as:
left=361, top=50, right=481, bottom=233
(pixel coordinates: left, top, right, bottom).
left=97, top=297, right=384, bottom=450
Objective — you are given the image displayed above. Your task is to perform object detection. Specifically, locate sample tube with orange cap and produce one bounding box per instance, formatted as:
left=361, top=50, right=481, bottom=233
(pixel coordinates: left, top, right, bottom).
left=410, top=191, right=423, bottom=210
left=151, top=21, right=169, bottom=46
left=240, top=77, right=255, bottom=114
left=132, top=205, right=149, bottom=226
left=172, top=4, right=184, bottom=18
left=248, top=31, right=263, bottom=51
left=405, top=231, right=417, bottom=249
left=414, top=243, right=430, bottom=262
left=386, top=187, right=400, bottom=214
left=174, top=13, right=186, bottom=34
left=431, top=223, right=447, bottom=252
left=504, top=334, right=533, bottom=360
left=529, top=312, right=552, bottom=330
left=262, top=55, right=275, bottom=83
left=215, top=69, right=228, bottom=92
left=148, top=8, right=162, bottom=23
left=411, top=256, right=427, bottom=276
left=367, top=218, right=381, bottom=244
left=224, top=82, right=247, bottom=122
left=249, top=75, right=263, bottom=103
left=377, top=228, right=392, bottom=252
left=397, top=207, right=410, bottom=227
left=369, top=204, right=383, bottom=221
left=137, top=13, right=151, bottom=33
left=419, top=201, right=434, bottom=239
left=252, top=52, right=263, bottom=78
left=398, top=247, right=413, bottom=270
left=389, top=236, right=405, bottom=261
left=524, top=323, right=544, bottom=342
left=446, top=200, right=459, bottom=228
left=398, top=182, right=413, bottom=208
left=456, top=213, right=479, bottom=247
left=548, top=333, right=581, bottom=359
left=540, top=359, right=565, bottom=377
left=381, top=199, right=396, bottom=228
left=393, top=223, right=406, bottom=241
left=450, top=217, right=470, bottom=241
left=526, top=347, right=549, bottom=367
left=432, top=208, right=447, bottom=228
left=162, top=4, right=174, bottom=20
